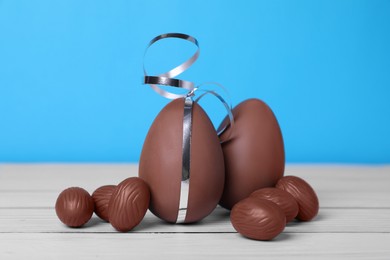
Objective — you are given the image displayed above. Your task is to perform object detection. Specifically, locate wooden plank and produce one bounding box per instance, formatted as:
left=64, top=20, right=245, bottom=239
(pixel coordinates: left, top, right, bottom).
left=1, top=164, right=390, bottom=208
left=1, top=207, right=389, bottom=234
left=1, top=233, right=389, bottom=260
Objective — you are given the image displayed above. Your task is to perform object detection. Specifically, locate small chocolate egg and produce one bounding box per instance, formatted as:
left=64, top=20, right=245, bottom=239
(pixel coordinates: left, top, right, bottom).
left=139, top=98, right=225, bottom=223
left=55, top=187, right=94, bottom=227
left=230, top=197, right=285, bottom=240
left=276, top=176, right=319, bottom=221
left=108, top=177, right=150, bottom=232
left=218, top=98, right=285, bottom=210
left=250, top=187, right=299, bottom=222
left=92, top=185, right=116, bottom=222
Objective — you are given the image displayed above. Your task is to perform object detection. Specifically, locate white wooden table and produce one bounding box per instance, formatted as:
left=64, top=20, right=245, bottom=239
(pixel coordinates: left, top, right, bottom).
left=0, top=164, right=389, bottom=259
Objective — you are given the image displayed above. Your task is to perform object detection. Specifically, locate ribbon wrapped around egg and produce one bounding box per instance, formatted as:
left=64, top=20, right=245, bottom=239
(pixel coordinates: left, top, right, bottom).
left=139, top=33, right=234, bottom=223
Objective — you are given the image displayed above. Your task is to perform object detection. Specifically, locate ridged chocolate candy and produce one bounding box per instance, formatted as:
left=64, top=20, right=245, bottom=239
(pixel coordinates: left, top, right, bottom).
left=92, top=185, right=116, bottom=222
left=218, top=99, right=285, bottom=210
left=276, top=176, right=319, bottom=221
left=139, top=98, right=225, bottom=223
left=108, top=177, right=150, bottom=232
left=231, top=197, right=286, bottom=240
left=55, top=187, right=94, bottom=227
left=250, top=187, right=299, bottom=222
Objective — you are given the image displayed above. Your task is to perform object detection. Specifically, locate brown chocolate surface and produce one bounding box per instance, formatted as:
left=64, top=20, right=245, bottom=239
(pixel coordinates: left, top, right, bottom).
left=230, top=197, right=285, bottom=241
left=139, top=98, right=225, bottom=223
left=250, top=187, right=299, bottom=222
left=185, top=99, right=225, bottom=223
left=55, top=187, right=94, bottom=227
left=92, top=185, right=116, bottom=222
left=219, top=99, right=285, bottom=210
left=276, top=176, right=319, bottom=221
left=139, top=99, right=183, bottom=223
left=108, top=177, right=150, bottom=232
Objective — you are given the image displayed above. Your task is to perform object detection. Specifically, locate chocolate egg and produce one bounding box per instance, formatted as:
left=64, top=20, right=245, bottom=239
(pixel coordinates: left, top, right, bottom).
left=250, top=187, right=299, bottom=223
left=92, top=185, right=116, bottom=222
left=139, top=98, right=225, bottom=223
left=230, top=197, right=286, bottom=240
left=55, top=187, right=94, bottom=227
left=218, top=98, right=285, bottom=209
left=276, top=176, right=319, bottom=221
left=108, top=177, right=150, bottom=232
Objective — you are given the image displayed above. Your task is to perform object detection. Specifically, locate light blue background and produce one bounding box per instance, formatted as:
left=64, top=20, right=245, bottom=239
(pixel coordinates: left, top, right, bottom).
left=1, top=0, right=389, bottom=163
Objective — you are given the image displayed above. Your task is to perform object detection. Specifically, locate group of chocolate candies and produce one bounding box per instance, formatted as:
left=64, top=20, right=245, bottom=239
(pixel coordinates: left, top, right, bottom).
left=55, top=177, right=150, bottom=232
left=231, top=175, right=319, bottom=240
left=55, top=174, right=318, bottom=241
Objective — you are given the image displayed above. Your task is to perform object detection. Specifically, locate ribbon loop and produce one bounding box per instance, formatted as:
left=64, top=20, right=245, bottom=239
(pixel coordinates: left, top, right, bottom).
left=193, top=83, right=234, bottom=143
left=142, top=33, right=234, bottom=142
left=143, top=33, right=199, bottom=99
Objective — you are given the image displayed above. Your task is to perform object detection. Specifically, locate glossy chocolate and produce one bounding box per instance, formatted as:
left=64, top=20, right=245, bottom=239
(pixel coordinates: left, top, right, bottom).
left=250, top=187, right=299, bottom=222
left=219, top=99, right=285, bottom=210
left=230, top=197, right=285, bottom=241
left=108, top=177, right=150, bottom=232
left=276, top=176, right=319, bottom=221
left=55, top=187, right=94, bottom=227
left=139, top=98, right=225, bottom=223
left=92, top=185, right=116, bottom=222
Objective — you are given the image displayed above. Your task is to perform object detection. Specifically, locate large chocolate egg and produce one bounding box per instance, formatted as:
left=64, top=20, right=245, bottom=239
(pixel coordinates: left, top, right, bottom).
left=139, top=98, right=225, bottom=223
left=219, top=99, right=285, bottom=210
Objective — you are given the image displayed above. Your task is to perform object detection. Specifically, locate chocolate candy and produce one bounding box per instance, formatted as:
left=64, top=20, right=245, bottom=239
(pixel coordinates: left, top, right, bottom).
left=250, top=187, right=299, bottom=223
left=92, top=185, right=116, bottom=222
left=276, top=176, right=319, bottom=221
left=139, top=98, right=225, bottom=223
left=108, top=177, right=150, bottom=232
left=218, top=99, right=285, bottom=210
left=55, top=187, right=94, bottom=227
left=231, top=197, right=286, bottom=240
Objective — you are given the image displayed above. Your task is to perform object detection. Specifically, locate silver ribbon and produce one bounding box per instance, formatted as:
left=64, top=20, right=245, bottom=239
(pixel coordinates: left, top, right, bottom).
left=177, top=96, right=193, bottom=223
left=143, top=33, right=198, bottom=99
left=143, top=33, right=234, bottom=223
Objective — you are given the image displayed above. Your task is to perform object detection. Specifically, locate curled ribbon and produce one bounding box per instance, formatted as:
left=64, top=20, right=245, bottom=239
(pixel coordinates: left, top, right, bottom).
left=143, top=33, right=234, bottom=140
left=143, top=33, right=234, bottom=223
left=143, top=33, right=198, bottom=99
